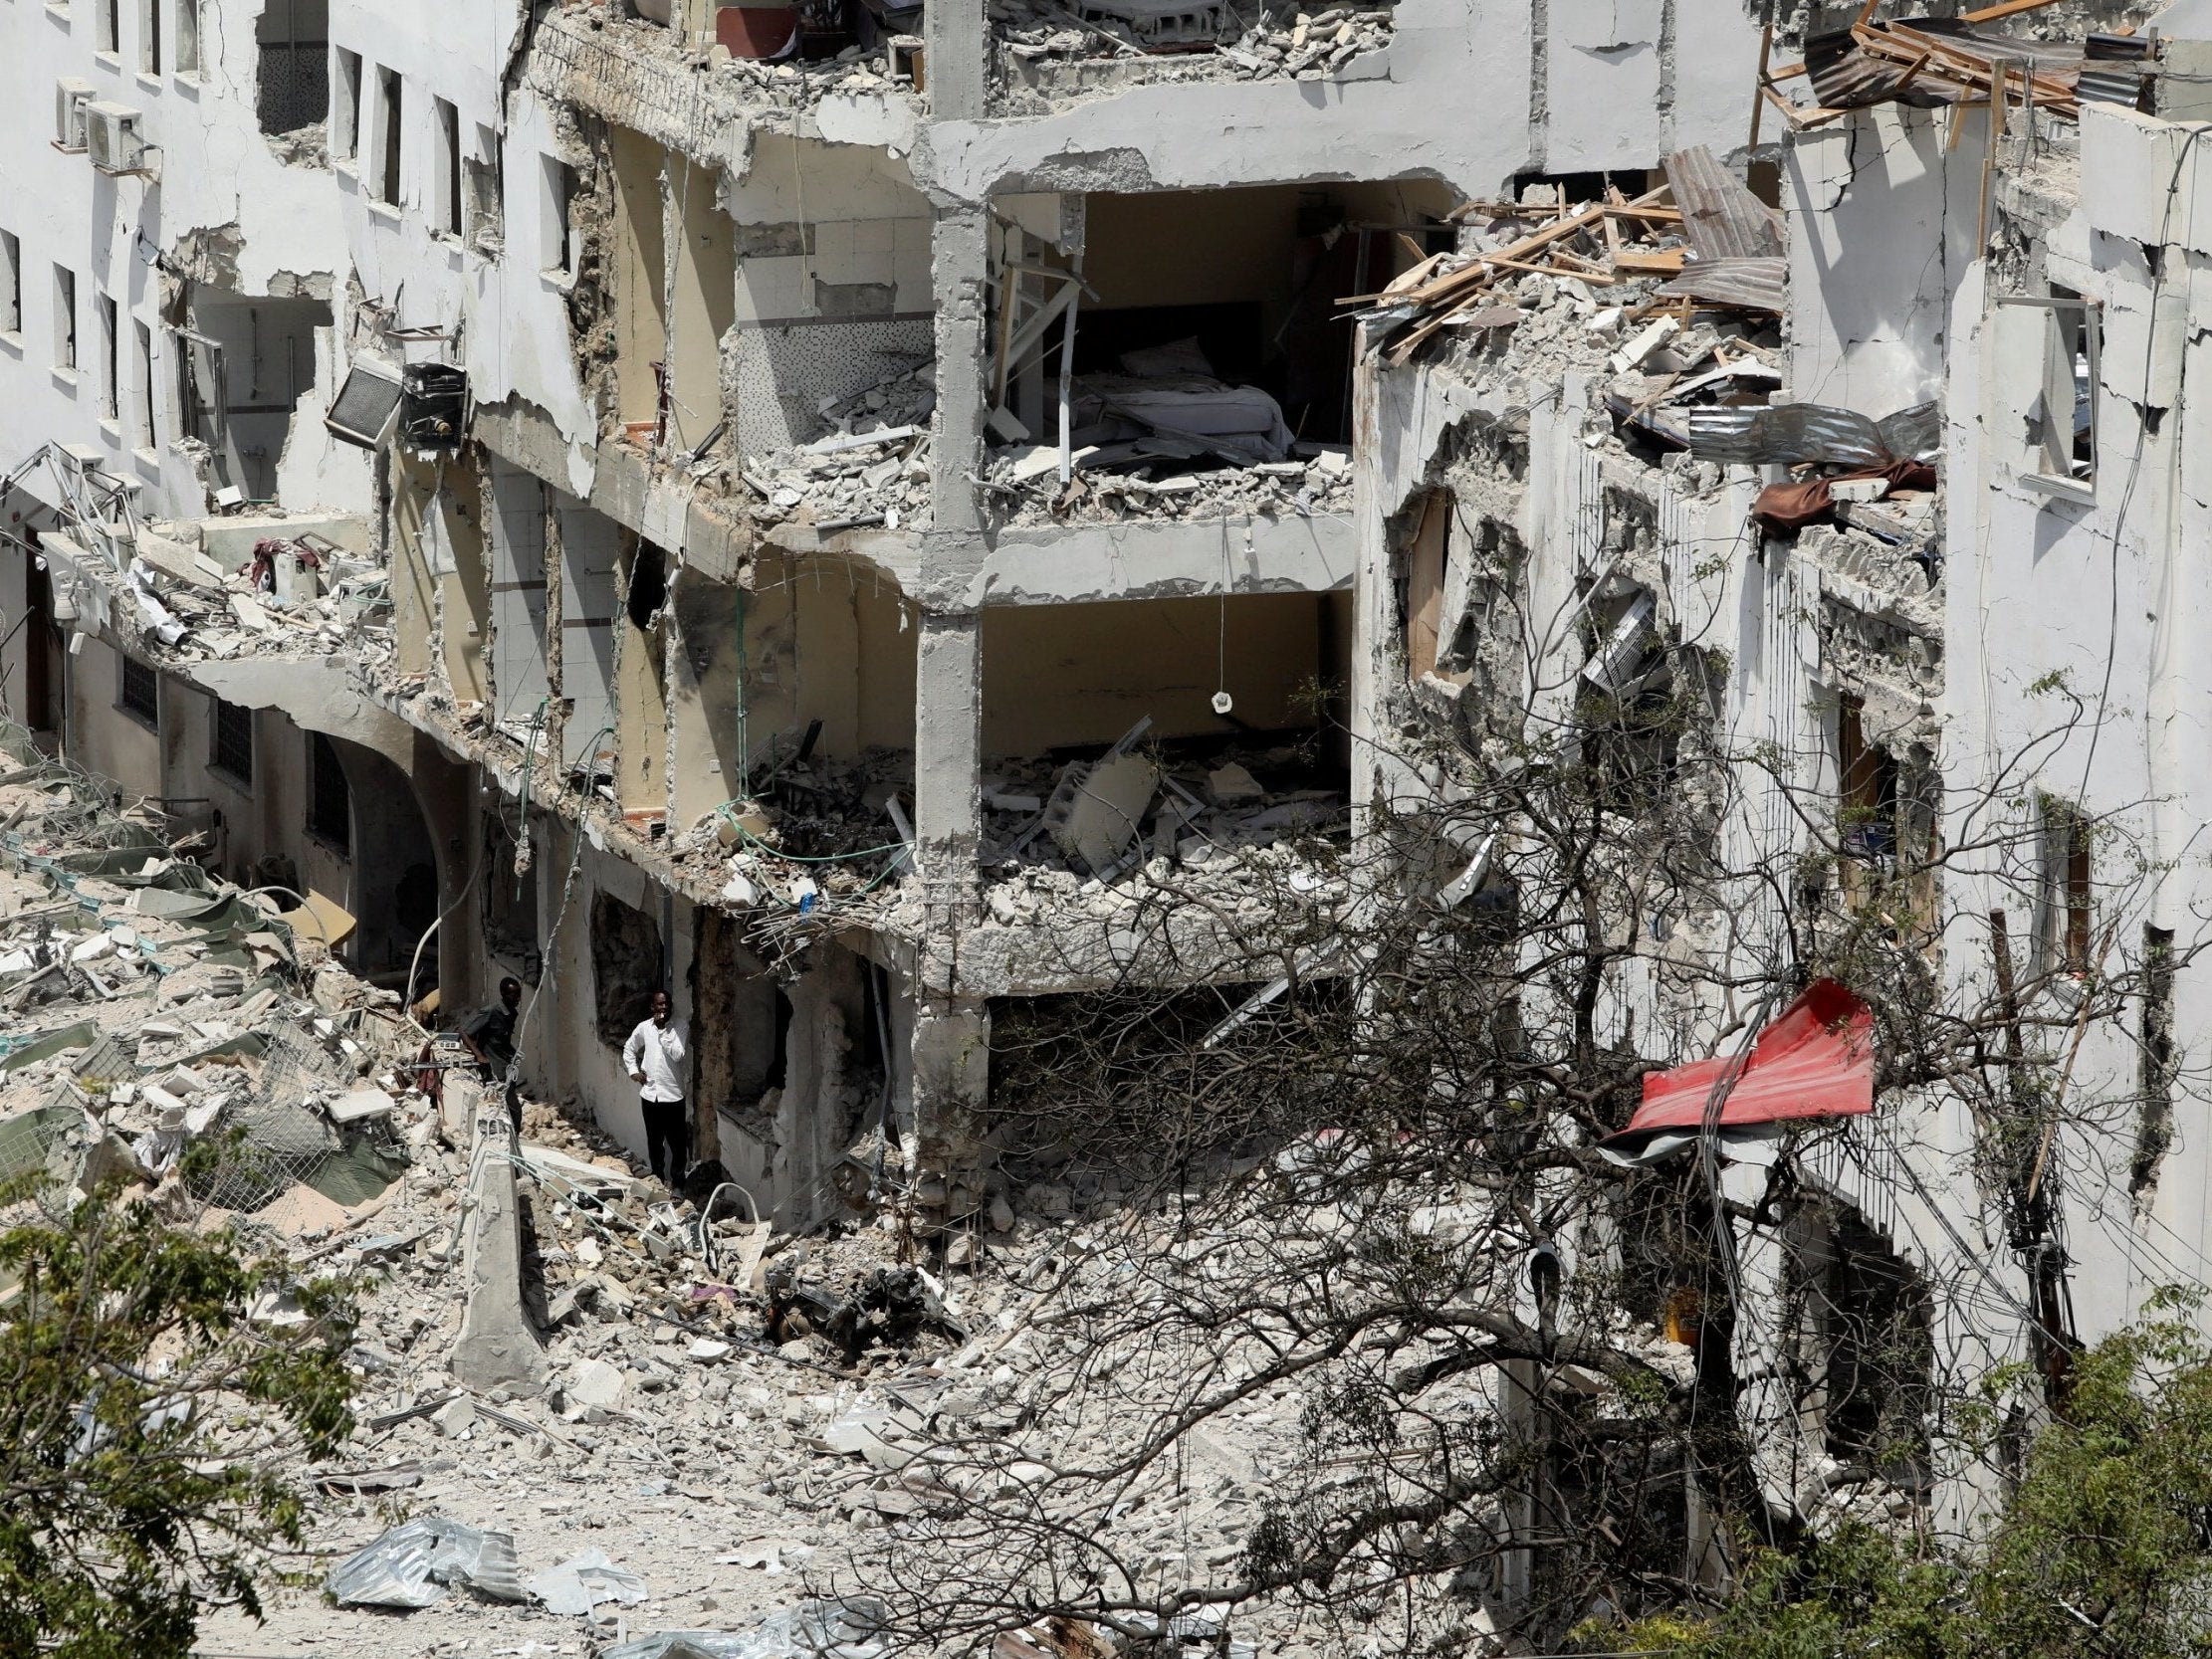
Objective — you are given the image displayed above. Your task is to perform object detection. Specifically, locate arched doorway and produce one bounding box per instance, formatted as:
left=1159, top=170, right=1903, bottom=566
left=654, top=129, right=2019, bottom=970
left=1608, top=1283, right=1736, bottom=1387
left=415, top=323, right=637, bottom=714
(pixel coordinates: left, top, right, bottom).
left=322, top=732, right=440, bottom=995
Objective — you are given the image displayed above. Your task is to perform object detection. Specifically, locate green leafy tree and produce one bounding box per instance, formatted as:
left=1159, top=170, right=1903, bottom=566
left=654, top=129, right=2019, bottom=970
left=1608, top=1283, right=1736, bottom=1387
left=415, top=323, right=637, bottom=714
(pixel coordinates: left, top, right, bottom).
left=1613, top=1301, right=2212, bottom=1659
left=0, top=1189, right=357, bottom=1659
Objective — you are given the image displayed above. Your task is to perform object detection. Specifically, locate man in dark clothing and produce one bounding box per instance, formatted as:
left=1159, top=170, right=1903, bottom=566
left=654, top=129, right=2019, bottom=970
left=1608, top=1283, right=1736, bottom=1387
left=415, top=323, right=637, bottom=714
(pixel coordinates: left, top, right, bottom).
left=458, top=976, right=525, bottom=1132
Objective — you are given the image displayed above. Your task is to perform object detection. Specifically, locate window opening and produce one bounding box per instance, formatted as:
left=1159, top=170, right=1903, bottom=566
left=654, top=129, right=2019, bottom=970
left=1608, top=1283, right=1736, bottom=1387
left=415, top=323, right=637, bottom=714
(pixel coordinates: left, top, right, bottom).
left=309, top=731, right=350, bottom=850
left=53, top=267, right=76, bottom=371
left=212, top=697, right=254, bottom=786
left=332, top=48, right=360, bottom=157
left=118, top=654, right=158, bottom=726
left=376, top=66, right=401, bottom=204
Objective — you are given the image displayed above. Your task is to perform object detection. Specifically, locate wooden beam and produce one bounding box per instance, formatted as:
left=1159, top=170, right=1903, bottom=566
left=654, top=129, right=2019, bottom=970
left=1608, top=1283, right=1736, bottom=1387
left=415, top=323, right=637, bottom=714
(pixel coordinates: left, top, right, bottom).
left=1961, top=0, right=2062, bottom=21
left=1749, top=20, right=1775, bottom=150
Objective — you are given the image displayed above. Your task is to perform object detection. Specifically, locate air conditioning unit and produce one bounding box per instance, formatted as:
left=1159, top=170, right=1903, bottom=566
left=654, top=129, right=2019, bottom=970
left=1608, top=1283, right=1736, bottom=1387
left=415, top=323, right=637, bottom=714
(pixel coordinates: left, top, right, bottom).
left=325, top=356, right=406, bottom=449
left=86, top=103, right=144, bottom=173
left=54, top=79, right=95, bottom=152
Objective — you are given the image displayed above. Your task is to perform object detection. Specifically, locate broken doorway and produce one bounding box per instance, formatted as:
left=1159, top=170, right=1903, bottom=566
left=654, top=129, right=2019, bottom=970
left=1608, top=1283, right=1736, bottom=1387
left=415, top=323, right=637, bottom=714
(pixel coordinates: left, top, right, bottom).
left=186, top=293, right=332, bottom=502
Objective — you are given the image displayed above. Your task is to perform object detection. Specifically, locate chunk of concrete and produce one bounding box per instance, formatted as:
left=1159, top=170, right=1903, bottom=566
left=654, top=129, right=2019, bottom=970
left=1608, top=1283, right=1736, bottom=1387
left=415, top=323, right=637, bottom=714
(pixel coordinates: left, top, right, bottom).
left=1048, top=753, right=1160, bottom=876
left=1207, top=762, right=1265, bottom=805
left=451, top=1108, right=548, bottom=1398
left=565, top=1357, right=626, bottom=1415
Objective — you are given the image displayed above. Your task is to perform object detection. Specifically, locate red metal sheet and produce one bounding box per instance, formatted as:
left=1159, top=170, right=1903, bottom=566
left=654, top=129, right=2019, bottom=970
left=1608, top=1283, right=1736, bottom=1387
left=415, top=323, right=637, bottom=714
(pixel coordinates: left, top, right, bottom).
left=1620, top=978, right=1875, bottom=1136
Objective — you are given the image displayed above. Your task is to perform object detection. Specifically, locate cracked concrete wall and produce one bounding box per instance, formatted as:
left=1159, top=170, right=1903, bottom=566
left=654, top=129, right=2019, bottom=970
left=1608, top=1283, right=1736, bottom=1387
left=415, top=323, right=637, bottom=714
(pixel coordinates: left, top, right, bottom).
left=978, top=591, right=1346, bottom=756
left=915, top=0, right=1760, bottom=205
left=1785, top=104, right=1990, bottom=418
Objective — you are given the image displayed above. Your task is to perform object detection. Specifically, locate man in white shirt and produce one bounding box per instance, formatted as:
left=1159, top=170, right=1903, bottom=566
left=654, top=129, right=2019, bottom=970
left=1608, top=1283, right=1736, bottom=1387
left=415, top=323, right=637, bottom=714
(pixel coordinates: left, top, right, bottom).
left=622, top=989, right=690, bottom=1190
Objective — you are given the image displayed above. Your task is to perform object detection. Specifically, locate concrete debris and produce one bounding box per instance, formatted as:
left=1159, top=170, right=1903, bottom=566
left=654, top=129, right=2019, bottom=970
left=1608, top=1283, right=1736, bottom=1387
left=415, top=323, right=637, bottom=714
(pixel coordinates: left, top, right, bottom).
left=992, top=0, right=1393, bottom=111
left=739, top=363, right=937, bottom=534
left=980, top=343, right=1353, bottom=526
left=51, top=514, right=389, bottom=669
left=1357, top=174, right=1784, bottom=366
left=600, top=1599, right=892, bottom=1659
left=985, top=738, right=1347, bottom=883
left=0, top=721, right=414, bottom=1232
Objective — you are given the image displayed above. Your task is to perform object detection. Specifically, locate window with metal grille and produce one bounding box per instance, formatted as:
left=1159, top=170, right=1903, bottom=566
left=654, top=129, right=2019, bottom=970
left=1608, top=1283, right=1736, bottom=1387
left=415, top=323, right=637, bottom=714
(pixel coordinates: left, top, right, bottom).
left=309, top=731, right=350, bottom=851
left=212, top=698, right=253, bottom=786
left=118, top=655, right=158, bottom=726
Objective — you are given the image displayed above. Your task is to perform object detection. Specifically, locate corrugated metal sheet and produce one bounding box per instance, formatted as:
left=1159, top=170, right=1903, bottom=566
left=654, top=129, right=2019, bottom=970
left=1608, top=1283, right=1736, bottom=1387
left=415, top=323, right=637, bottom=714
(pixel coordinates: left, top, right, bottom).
left=1663, top=145, right=1784, bottom=262
left=2077, top=66, right=2146, bottom=108
left=1683, top=403, right=1891, bottom=468
left=1877, top=401, right=1941, bottom=464
left=1804, top=28, right=1937, bottom=109
left=1659, top=256, right=1787, bottom=313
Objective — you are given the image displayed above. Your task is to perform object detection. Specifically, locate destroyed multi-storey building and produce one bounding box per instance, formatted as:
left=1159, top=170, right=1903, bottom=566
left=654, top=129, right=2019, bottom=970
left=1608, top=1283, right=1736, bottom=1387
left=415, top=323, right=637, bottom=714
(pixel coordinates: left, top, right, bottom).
left=17, top=0, right=2212, bottom=1596
left=0, top=0, right=1769, bottom=1225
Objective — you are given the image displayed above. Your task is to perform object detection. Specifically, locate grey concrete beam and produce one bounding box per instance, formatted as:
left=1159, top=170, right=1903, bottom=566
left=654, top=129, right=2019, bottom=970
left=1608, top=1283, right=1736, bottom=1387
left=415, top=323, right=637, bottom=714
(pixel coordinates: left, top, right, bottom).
left=955, top=510, right=1356, bottom=608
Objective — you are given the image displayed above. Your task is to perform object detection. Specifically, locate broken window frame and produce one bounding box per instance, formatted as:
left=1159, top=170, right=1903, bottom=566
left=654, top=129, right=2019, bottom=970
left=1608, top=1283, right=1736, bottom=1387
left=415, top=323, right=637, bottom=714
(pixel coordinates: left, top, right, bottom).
left=463, top=125, right=503, bottom=258
left=1401, top=488, right=1449, bottom=683
left=375, top=65, right=402, bottom=207
left=432, top=96, right=461, bottom=241
left=132, top=318, right=155, bottom=449
left=53, top=265, right=76, bottom=372
left=1835, top=694, right=1899, bottom=892
left=542, top=154, right=577, bottom=279
left=1784, top=1199, right=1935, bottom=1485
left=2004, top=292, right=2101, bottom=499
left=96, top=291, right=118, bottom=421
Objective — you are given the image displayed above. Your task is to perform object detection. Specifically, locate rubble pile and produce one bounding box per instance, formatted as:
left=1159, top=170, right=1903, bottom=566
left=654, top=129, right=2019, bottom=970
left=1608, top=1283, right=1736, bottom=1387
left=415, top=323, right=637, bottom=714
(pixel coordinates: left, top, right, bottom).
left=655, top=748, right=917, bottom=918
left=982, top=738, right=1348, bottom=883
left=741, top=363, right=937, bottom=535
left=1359, top=149, right=1789, bottom=366
left=0, top=734, right=1516, bottom=1659
left=712, top=41, right=916, bottom=108
left=984, top=441, right=1351, bottom=526
left=0, top=721, right=412, bottom=1238
left=990, top=0, right=1393, bottom=110
left=43, top=512, right=391, bottom=668
left=1370, top=148, right=1940, bottom=559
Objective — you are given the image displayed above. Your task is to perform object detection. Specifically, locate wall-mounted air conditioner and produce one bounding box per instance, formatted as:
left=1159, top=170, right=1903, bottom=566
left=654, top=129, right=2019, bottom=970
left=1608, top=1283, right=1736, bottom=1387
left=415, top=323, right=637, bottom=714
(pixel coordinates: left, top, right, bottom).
left=86, top=103, right=144, bottom=174
left=325, top=356, right=406, bottom=449
left=54, top=79, right=95, bottom=152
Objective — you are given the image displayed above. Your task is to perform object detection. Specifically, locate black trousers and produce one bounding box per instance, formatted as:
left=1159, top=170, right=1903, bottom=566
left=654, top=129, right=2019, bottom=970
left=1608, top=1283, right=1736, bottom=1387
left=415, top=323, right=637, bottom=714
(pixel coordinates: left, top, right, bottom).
left=642, top=1097, right=689, bottom=1189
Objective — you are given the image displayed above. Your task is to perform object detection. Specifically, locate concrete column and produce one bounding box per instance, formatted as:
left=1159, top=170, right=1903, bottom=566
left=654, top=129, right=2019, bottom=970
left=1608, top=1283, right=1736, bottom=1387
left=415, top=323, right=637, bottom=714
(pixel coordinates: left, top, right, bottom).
left=910, top=613, right=988, bottom=1207
left=922, top=0, right=989, bottom=122
left=913, top=609, right=982, bottom=886
left=451, top=1102, right=549, bottom=1396
left=929, top=207, right=992, bottom=538
left=912, top=994, right=991, bottom=1218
